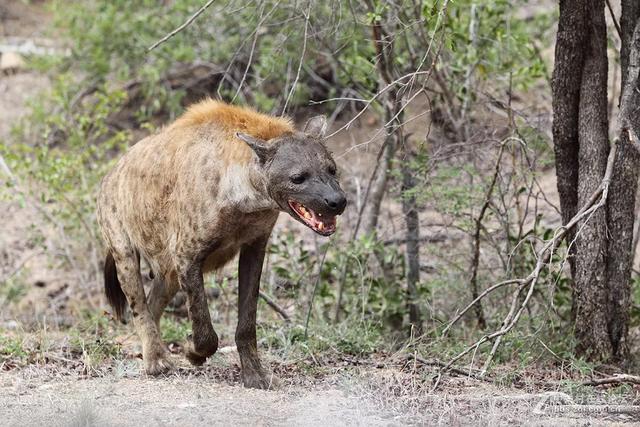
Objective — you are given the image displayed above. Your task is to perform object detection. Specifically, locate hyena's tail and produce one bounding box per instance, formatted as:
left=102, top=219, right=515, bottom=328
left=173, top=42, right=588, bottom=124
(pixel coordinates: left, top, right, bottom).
left=104, top=252, right=127, bottom=321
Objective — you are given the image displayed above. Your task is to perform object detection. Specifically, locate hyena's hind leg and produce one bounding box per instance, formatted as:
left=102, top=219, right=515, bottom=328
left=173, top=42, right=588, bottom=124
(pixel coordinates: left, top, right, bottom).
left=147, top=273, right=180, bottom=328
left=108, top=248, right=173, bottom=375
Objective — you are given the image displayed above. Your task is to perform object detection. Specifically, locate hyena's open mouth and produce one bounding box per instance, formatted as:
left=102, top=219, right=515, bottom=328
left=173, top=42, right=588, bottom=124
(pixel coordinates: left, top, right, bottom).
left=288, top=200, right=337, bottom=236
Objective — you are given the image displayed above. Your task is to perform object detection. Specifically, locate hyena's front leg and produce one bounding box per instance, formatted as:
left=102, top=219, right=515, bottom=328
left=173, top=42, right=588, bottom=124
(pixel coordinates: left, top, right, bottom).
left=237, top=235, right=277, bottom=389
left=112, top=250, right=172, bottom=375
left=177, top=262, right=219, bottom=366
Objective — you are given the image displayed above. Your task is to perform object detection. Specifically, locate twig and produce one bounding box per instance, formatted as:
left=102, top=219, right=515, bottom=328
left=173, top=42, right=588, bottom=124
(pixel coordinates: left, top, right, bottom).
left=407, top=354, right=492, bottom=382
left=147, top=0, right=217, bottom=51
left=582, top=374, right=640, bottom=386
left=605, top=0, right=622, bottom=40
left=468, top=141, right=507, bottom=329
left=383, top=233, right=449, bottom=246
left=441, top=278, right=523, bottom=336
left=258, top=291, right=290, bottom=322
left=334, top=134, right=390, bottom=322
left=0, top=153, right=15, bottom=180
left=230, top=0, right=280, bottom=103
left=0, top=251, right=43, bottom=284
left=282, top=2, right=310, bottom=114
left=304, top=241, right=331, bottom=339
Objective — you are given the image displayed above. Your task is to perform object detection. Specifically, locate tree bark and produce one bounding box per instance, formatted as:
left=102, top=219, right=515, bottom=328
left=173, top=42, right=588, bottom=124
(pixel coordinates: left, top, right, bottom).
left=606, top=2, right=640, bottom=363
left=551, top=0, right=585, bottom=279
left=362, top=111, right=398, bottom=237
left=362, top=20, right=399, bottom=238
left=400, top=138, right=422, bottom=333
left=553, top=0, right=640, bottom=364
left=572, top=0, right=611, bottom=360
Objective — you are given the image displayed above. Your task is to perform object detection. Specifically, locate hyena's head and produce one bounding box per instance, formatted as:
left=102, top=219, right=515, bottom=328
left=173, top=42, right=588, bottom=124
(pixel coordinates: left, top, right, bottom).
left=237, top=116, right=346, bottom=236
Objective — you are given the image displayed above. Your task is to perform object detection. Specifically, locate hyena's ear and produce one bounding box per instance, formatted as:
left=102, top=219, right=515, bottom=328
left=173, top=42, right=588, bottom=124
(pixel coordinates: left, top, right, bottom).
left=236, top=132, right=274, bottom=164
left=304, top=115, right=327, bottom=139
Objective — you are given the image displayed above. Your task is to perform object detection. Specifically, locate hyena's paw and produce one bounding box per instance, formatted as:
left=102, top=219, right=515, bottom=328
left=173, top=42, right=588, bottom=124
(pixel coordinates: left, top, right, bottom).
left=144, top=351, right=174, bottom=376
left=185, top=333, right=218, bottom=367
left=185, top=347, right=207, bottom=366
left=242, top=369, right=280, bottom=390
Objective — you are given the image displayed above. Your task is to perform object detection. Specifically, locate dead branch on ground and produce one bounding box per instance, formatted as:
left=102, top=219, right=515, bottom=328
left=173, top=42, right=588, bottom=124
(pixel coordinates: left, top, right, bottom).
left=582, top=374, right=640, bottom=387
left=406, top=354, right=492, bottom=383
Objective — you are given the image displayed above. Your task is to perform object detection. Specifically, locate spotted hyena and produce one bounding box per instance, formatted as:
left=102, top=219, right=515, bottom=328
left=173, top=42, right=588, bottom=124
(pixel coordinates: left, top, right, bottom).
left=96, top=99, right=346, bottom=389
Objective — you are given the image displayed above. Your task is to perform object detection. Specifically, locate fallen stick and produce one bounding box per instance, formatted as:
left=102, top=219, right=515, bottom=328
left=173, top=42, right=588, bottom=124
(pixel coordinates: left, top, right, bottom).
left=582, top=374, right=640, bottom=387
left=259, top=291, right=290, bottom=322
left=407, top=354, right=492, bottom=382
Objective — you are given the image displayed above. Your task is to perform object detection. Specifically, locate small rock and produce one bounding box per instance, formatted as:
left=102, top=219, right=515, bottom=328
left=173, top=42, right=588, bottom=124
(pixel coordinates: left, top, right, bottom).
left=0, top=52, right=26, bottom=73
left=218, top=345, right=237, bottom=354
left=2, top=320, right=18, bottom=329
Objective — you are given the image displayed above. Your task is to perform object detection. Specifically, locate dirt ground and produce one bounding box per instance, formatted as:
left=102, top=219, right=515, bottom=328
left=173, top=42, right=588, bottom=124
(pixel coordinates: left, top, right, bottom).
left=1, top=372, right=399, bottom=426
left=2, top=363, right=638, bottom=426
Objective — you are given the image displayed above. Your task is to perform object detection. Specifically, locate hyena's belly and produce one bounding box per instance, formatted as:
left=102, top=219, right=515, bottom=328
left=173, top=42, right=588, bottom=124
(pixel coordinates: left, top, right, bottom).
left=202, top=245, right=240, bottom=273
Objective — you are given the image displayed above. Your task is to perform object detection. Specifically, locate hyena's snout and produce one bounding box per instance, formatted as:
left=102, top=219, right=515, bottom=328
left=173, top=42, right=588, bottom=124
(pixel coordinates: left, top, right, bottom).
left=323, top=188, right=347, bottom=216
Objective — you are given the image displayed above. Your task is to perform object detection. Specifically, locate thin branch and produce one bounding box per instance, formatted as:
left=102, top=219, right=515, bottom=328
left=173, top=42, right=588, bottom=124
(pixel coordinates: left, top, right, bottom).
left=282, top=2, right=310, bottom=114
left=407, top=354, right=492, bottom=382
left=259, top=291, right=290, bottom=322
left=441, top=278, right=523, bottom=336
left=605, top=0, right=622, bottom=40
left=304, top=241, right=331, bottom=339
left=148, top=0, right=217, bottom=51
left=383, top=233, right=449, bottom=246
left=468, top=141, right=507, bottom=329
left=582, top=374, right=640, bottom=386
left=230, top=0, right=280, bottom=103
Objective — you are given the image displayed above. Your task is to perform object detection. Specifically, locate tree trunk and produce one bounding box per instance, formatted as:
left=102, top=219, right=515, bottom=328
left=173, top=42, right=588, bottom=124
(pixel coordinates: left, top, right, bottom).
left=551, top=0, right=585, bottom=280
left=362, top=111, right=398, bottom=237
left=361, top=19, right=399, bottom=238
left=553, top=0, right=640, bottom=364
left=606, top=2, right=640, bottom=363
left=572, top=0, right=611, bottom=360
left=400, top=138, right=422, bottom=333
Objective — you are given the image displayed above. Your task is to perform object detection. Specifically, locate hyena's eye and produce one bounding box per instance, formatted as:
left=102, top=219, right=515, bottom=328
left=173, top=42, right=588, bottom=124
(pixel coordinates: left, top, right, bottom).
left=290, top=173, right=307, bottom=184
left=327, top=165, right=337, bottom=176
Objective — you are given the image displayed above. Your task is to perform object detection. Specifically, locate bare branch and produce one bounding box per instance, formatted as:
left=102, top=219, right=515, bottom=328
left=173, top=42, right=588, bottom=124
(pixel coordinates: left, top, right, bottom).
left=259, top=291, right=290, bottom=322
left=148, top=0, right=217, bottom=52
left=468, top=141, right=507, bottom=329
left=282, top=2, right=310, bottom=114
left=605, top=0, right=622, bottom=40
left=441, top=278, right=523, bottom=336
left=407, top=354, right=492, bottom=382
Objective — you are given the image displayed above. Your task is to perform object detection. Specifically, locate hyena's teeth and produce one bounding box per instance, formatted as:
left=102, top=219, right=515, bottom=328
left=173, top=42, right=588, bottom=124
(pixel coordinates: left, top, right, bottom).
left=318, top=222, right=324, bottom=231
left=304, top=211, right=312, bottom=219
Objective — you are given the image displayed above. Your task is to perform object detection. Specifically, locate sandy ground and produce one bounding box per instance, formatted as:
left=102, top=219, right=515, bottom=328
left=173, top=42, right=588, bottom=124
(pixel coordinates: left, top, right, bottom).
left=1, top=374, right=398, bottom=427
left=1, top=365, right=637, bottom=427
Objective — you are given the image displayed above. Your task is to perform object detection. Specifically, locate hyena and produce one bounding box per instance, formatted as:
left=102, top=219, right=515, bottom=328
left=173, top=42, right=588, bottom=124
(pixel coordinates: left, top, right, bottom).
left=96, top=99, right=346, bottom=389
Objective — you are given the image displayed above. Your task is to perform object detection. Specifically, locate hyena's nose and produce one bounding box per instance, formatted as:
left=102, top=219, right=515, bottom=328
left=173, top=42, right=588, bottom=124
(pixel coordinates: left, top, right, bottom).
left=325, top=193, right=347, bottom=214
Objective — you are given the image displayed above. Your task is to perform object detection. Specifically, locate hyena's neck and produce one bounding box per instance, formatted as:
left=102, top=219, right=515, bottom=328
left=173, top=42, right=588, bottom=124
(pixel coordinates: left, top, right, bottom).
left=219, top=163, right=278, bottom=213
